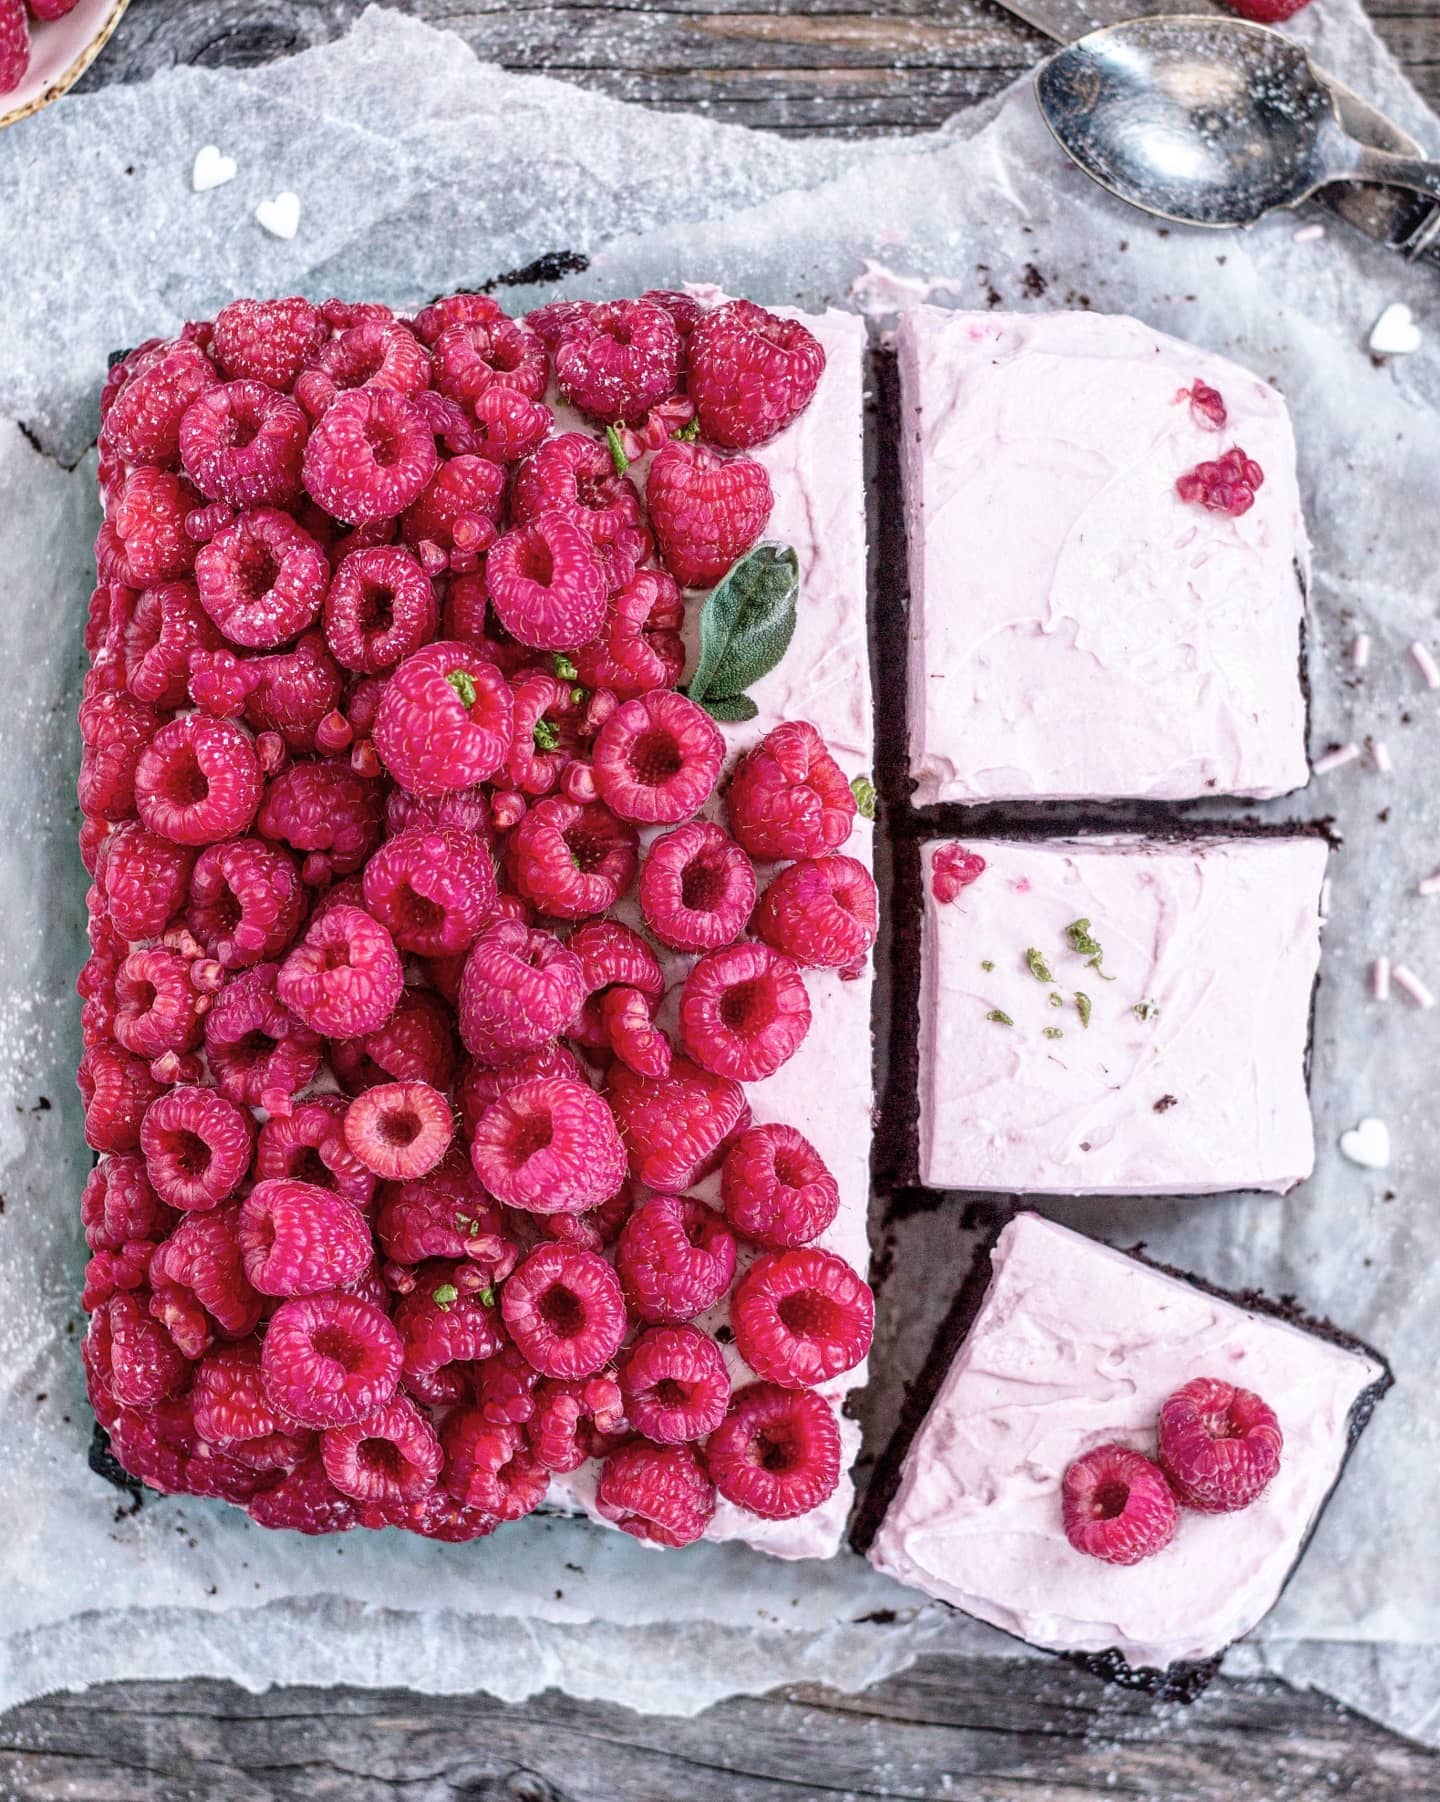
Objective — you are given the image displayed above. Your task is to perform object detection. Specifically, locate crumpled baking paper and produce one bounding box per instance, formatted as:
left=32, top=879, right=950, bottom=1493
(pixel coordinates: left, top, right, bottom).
left=1, top=0, right=1437, bottom=1747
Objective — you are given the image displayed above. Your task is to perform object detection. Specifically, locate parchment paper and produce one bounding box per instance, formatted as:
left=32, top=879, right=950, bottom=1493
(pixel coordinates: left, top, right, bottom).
left=1, top=1, right=1437, bottom=1748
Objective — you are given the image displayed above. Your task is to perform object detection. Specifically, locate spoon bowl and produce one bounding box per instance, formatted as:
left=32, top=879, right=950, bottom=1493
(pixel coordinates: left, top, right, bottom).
left=1036, top=16, right=1440, bottom=229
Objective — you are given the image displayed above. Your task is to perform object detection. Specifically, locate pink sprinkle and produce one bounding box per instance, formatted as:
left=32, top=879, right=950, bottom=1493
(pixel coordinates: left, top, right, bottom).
left=1392, top=964, right=1435, bottom=1009
left=1418, top=872, right=1440, bottom=897
left=1312, top=743, right=1360, bottom=776
left=1371, top=739, right=1393, bottom=774
left=1351, top=634, right=1371, bottom=670
left=1371, top=957, right=1390, bottom=1001
left=1410, top=642, right=1440, bottom=689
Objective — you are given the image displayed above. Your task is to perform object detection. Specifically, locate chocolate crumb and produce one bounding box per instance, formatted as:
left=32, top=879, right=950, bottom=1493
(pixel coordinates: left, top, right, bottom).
left=1154, top=1094, right=1179, bottom=1113
left=1021, top=263, right=1047, bottom=299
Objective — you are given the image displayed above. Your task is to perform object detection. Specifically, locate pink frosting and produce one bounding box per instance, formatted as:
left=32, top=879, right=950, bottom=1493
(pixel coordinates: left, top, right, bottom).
left=919, top=836, right=1326, bottom=1195
left=899, top=307, right=1310, bottom=804
left=868, top=1213, right=1384, bottom=1669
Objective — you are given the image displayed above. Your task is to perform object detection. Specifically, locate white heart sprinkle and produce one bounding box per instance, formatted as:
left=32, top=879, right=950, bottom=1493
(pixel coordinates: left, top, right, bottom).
left=1339, top=1117, right=1391, bottom=1170
left=255, top=191, right=301, bottom=241
left=191, top=146, right=237, bottom=193
left=1369, top=303, right=1422, bottom=358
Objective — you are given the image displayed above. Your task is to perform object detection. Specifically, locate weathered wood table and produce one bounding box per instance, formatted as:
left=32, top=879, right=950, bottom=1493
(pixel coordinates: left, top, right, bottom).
left=5, top=4, right=1439, bottom=1797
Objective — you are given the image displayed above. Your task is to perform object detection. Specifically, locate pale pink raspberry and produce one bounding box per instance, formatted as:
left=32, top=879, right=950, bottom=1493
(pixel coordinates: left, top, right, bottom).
left=678, top=942, right=811, bottom=1082
left=194, top=507, right=331, bottom=649
left=592, top=690, right=724, bottom=825
left=140, top=1084, right=255, bottom=1210
left=204, top=962, right=322, bottom=1110
left=596, top=1441, right=715, bottom=1547
left=614, top=1193, right=737, bottom=1326
left=362, top=823, right=497, bottom=957
left=470, top=1075, right=626, bottom=1216
left=134, top=714, right=263, bottom=845
left=501, top=1241, right=627, bottom=1379
left=457, top=918, right=585, bottom=1065
left=239, top=1178, right=373, bottom=1297
left=324, top=544, right=438, bottom=674
left=619, top=1324, right=730, bottom=1444
left=721, top=1123, right=839, bottom=1248
left=186, top=836, right=307, bottom=967
left=343, top=1081, right=454, bottom=1181
left=484, top=514, right=609, bottom=652
left=506, top=797, right=639, bottom=921
left=639, top=821, right=755, bottom=952
left=277, top=903, right=403, bottom=1038
left=373, top=641, right=513, bottom=796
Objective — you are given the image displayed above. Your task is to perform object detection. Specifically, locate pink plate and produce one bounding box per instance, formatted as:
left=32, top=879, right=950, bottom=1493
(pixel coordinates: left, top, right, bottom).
left=0, top=0, right=128, bottom=131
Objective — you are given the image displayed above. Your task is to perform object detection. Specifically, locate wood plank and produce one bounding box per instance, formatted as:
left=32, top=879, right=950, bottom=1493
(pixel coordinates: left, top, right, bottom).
left=0, top=1657, right=1435, bottom=1801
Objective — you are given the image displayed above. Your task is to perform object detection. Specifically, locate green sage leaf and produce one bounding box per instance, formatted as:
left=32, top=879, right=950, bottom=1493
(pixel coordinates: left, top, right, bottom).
left=686, top=544, right=799, bottom=710
left=697, top=692, right=760, bottom=723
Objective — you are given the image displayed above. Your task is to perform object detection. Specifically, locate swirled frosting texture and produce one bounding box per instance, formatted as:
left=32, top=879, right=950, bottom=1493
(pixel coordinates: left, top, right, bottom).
left=899, top=308, right=1309, bottom=804
left=868, top=1214, right=1384, bottom=1670
left=919, top=836, right=1325, bottom=1195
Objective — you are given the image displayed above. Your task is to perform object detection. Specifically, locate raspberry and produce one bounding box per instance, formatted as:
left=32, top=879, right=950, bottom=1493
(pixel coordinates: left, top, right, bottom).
left=102, top=340, right=218, bottom=466
left=433, top=316, right=548, bottom=405
left=205, top=962, right=322, bottom=1109
left=507, top=797, right=639, bottom=921
left=395, top=1261, right=506, bottom=1368
left=707, top=1381, right=841, bottom=1520
left=464, top=386, right=554, bottom=464
left=1157, top=1377, right=1283, bottom=1513
left=600, top=987, right=672, bottom=1080
left=362, top=823, right=496, bottom=957
left=527, top=1371, right=626, bottom=1473
left=77, top=688, right=162, bottom=821
left=257, top=758, right=383, bottom=881
left=82, top=1154, right=175, bottom=1252
left=615, top=1194, right=737, bottom=1325
left=501, top=1242, right=627, bottom=1379
left=261, top=1293, right=403, bottom=1429
left=572, top=568, right=685, bottom=699
left=277, top=903, right=403, bottom=1038
left=407, top=1493, right=501, bottom=1541
left=113, top=947, right=204, bottom=1059
left=255, top=1096, right=376, bottom=1210
left=324, top=545, right=438, bottom=674
left=441, top=1411, right=550, bottom=1521
left=470, top=1075, right=626, bottom=1215
left=187, top=837, right=307, bottom=967
left=688, top=300, right=825, bottom=449
left=646, top=441, right=773, bottom=589
left=593, top=691, right=724, bottom=826
left=111, top=469, right=200, bottom=586
left=1221, top=0, right=1310, bottom=22
left=607, top=1057, right=750, bottom=1191
left=248, top=632, right=346, bottom=755
left=194, top=507, right=330, bottom=649
left=678, top=942, right=810, bottom=1082
left=569, top=918, right=666, bottom=1008
left=754, top=855, right=877, bottom=971
left=505, top=672, right=583, bottom=797
left=456, top=1041, right=583, bottom=1139
left=192, top=1339, right=300, bottom=1448
left=619, top=1324, right=729, bottom=1445
left=1179, top=379, right=1228, bottom=430
left=77, top=1044, right=164, bottom=1153
left=88, top=1294, right=190, bottom=1409
left=239, top=1178, right=372, bottom=1296
left=312, top=319, right=433, bottom=399
left=727, top=721, right=855, bottom=861
left=376, top=1159, right=518, bottom=1279
left=401, top=455, right=504, bottom=568
left=732, top=1248, right=873, bottom=1388
left=344, top=1080, right=454, bottom=1180
left=1176, top=446, right=1265, bottom=517
left=412, top=291, right=505, bottom=346
left=373, top=641, right=513, bottom=796
left=322, top=1395, right=442, bottom=1505
left=122, top=581, right=222, bottom=709
left=213, top=298, right=328, bottom=389
left=596, top=1440, right=715, bottom=1548
left=140, top=1084, right=254, bottom=1210
left=332, top=987, right=458, bottom=1094
left=931, top=844, right=986, bottom=903
left=475, top=1343, right=543, bottom=1427
left=639, top=821, right=755, bottom=952
left=179, top=382, right=307, bottom=510
left=149, top=1204, right=263, bottom=1352
left=248, top=1454, right=360, bottom=1534
left=302, top=388, right=438, bottom=525
left=511, top=433, right=651, bottom=594
left=134, top=714, right=263, bottom=845
left=1062, top=1443, right=1179, bottom=1565
left=385, top=782, right=491, bottom=844
left=721, top=1123, right=839, bottom=1248
left=553, top=300, right=682, bottom=421
left=485, top=515, right=609, bottom=652
left=457, top=919, right=585, bottom=1064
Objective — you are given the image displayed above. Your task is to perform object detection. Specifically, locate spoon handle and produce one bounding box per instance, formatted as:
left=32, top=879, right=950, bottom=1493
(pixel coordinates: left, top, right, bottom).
left=1340, top=145, right=1440, bottom=208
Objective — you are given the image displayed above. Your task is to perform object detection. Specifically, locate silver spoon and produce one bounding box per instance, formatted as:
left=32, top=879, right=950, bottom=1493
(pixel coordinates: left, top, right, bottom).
left=1035, top=15, right=1440, bottom=229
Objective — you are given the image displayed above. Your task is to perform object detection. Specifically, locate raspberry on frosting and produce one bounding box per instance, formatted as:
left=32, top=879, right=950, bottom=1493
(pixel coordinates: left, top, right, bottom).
left=639, top=821, right=755, bottom=952
left=732, top=1247, right=873, bottom=1388
left=615, top=1193, right=737, bottom=1325
left=180, top=383, right=308, bottom=511
left=238, top=1178, right=372, bottom=1297
left=607, top=1056, right=750, bottom=1192
left=470, top=1075, right=626, bottom=1216
left=1061, top=1443, right=1179, bottom=1565
left=552, top=300, right=682, bottom=422
left=322, top=1396, right=443, bottom=1506
left=140, top=1084, right=255, bottom=1211
left=507, top=797, right=639, bottom=921
left=720, top=1122, right=839, bottom=1248
left=343, top=1080, right=454, bottom=1181
left=363, top=822, right=497, bottom=957
left=261, top=1292, right=403, bottom=1429
left=278, top=903, right=403, bottom=1039
left=324, top=544, right=438, bottom=674
left=194, top=508, right=330, bottom=649
left=485, top=514, right=609, bottom=651
left=646, top=441, right=773, bottom=590
left=592, top=690, right=725, bottom=826
left=619, top=1324, right=729, bottom=1444
left=501, top=1241, right=627, bottom=1379
left=678, top=942, right=812, bottom=1082
left=1157, top=1377, right=1283, bottom=1513
left=727, top=721, right=855, bottom=861
left=301, top=388, right=438, bottom=525
left=134, top=715, right=264, bottom=846
left=687, top=300, right=825, bottom=449
left=596, top=1440, right=715, bottom=1547
left=373, top=641, right=513, bottom=796
left=754, top=855, right=878, bottom=972
left=707, top=1381, right=841, bottom=1520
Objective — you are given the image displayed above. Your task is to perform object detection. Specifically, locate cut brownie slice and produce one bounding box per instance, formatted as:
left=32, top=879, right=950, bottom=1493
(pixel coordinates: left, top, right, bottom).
left=899, top=308, right=1309, bottom=804
left=918, top=836, right=1326, bottom=1195
left=866, top=1212, right=1389, bottom=1698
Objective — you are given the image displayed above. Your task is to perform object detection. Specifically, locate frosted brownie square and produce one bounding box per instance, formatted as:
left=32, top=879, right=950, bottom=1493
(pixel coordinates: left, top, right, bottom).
left=867, top=1213, right=1389, bottom=1697
left=898, top=308, right=1309, bottom=804
left=917, top=836, right=1326, bottom=1195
